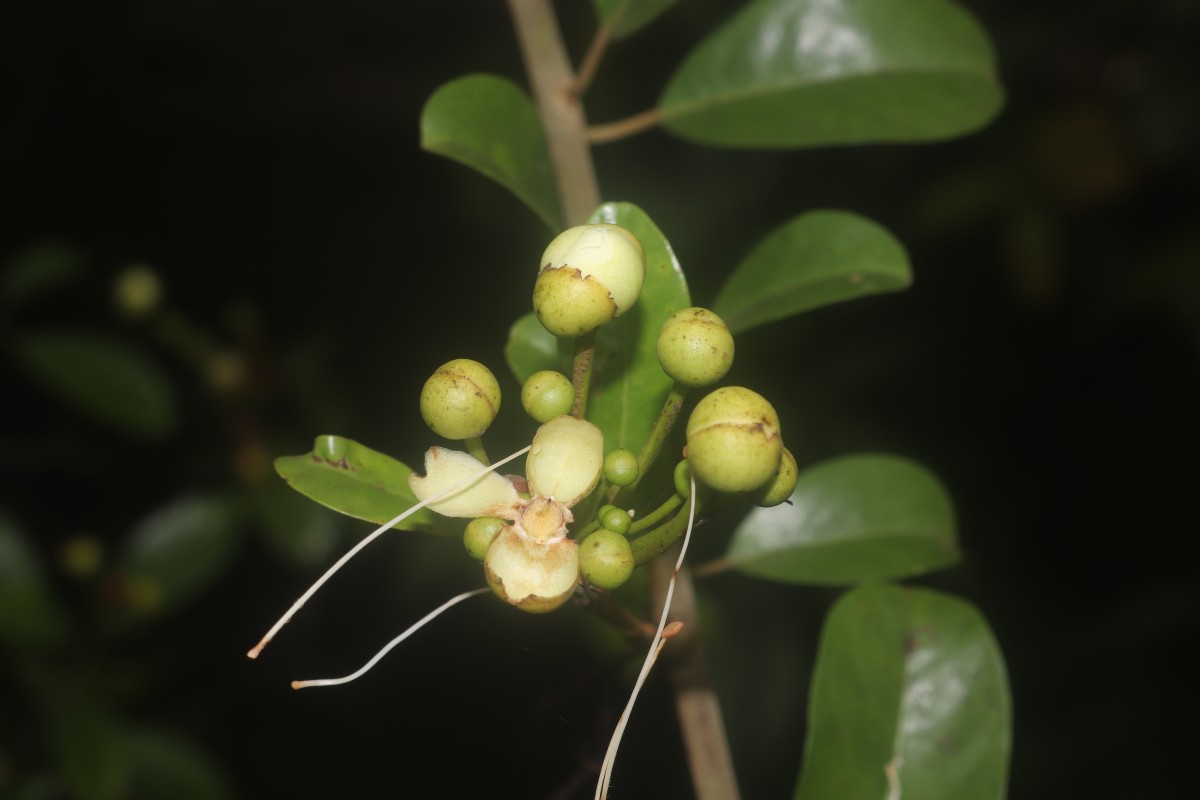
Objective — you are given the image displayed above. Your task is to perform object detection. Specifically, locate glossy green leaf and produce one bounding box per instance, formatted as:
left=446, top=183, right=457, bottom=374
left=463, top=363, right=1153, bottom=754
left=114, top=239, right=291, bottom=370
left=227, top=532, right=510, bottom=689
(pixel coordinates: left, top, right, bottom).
left=421, top=74, right=561, bottom=230
left=586, top=202, right=690, bottom=452
left=659, top=0, right=1003, bottom=148
left=0, top=242, right=87, bottom=307
left=0, top=512, right=70, bottom=649
left=123, top=728, right=235, bottom=800
left=274, top=435, right=437, bottom=532
left=795, top=585, right=1011, bottom=800
left=712, top=211, right=911, bottom=334
left=726, top=454, right=958, bottom=585
left=505, top=311, right=570, bottom=385
left=113, top=494, right=240, bottom=624
left=14, top=331, right=177, bottom=439
left=592, top=0, right=677, bottom=38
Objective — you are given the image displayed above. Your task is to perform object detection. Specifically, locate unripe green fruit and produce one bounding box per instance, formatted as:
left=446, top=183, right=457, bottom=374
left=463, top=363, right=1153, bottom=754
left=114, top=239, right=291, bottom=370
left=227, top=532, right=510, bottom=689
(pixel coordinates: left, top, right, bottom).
left=686, top=386, right=782, bottom=493
left=673, top=459, right=693, bottom=498
left=533, top=224, right=646, bottom=338
left=656, top=307, right=734, bottom=387
left=521, top=370, right=574, bottom=423
left=580, top=530, right=634, bottom=590
left=603, top=448, right=639, bottom=487
left=464, top=517, right=504, bottom=561
left=598, top=505, right=631, bottom=535
left=755, top=447, right=798, bottom=507
left=420, top=359, right=500, bottom=440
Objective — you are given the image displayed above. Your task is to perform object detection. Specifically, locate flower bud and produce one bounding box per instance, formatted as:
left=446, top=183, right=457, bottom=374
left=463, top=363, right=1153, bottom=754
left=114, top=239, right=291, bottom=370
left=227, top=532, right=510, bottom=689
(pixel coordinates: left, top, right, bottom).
left=521, top=370, right=574, bottom=423
left=580, top=530, right=634, bottom=590
left=656, top=307, right=734, bottom=387
left=533, top=224, right=645, bottom=337
left=420, top=359, right=500, bottom=440
left=464, top=517, right=504, bottom=561
left=754, top=447, right=798, bottom=507
left=685, top=386, right=782, bottom=493
left=603, top=448, right=639, bottom=487
left=598, top=505, right=631, bottom=535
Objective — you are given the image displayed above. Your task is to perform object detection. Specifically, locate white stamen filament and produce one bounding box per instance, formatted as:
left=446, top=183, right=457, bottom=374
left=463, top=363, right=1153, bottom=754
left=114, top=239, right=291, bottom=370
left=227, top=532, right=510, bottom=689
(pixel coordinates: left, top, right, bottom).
left=246, top=445, right=531, bottom=660
left=290, top=587, right=489, bottom=689
left=596, top=473, right=697, bottom=800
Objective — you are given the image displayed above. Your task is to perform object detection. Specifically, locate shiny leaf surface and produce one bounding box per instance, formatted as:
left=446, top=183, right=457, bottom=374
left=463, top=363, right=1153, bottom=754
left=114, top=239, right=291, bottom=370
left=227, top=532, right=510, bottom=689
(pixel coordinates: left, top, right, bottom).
left=712, top=211, right=911, bottom=334
left=421, top=74, right=561, bottom=229
left=0, top=512, right=70, bottom=649
left=726, top=454, right=958, bottom=584
left=274, top=435, right=437, bottom=531
left=505, top=311, right=570, bottom=385
left=14, top=331, right=177, bottom=438
left=795, top=585, right=1011, bottom=799
left=659, top=0, right=1003, bottom=148
left=586, top=202, right=690, bottom=452
left=592, top=0, right=677, bottom=38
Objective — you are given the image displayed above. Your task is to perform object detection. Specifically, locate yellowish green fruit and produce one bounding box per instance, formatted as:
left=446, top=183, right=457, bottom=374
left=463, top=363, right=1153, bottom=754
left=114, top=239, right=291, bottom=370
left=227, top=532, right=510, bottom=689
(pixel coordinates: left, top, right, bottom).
left=755, top=447, right=798, bottom=507
left=464, top=517, right=504, bottom=561
left=580, top=530, right=634, bottom=590
left=521, top=370, right=574, bottom=423
left=603, top=448, right=639, bottom=487
left=686, top=386, right=782, bottom=493
left=420, top=359, right=500, bottom=440
left=656, top=307, right=734, bottom=387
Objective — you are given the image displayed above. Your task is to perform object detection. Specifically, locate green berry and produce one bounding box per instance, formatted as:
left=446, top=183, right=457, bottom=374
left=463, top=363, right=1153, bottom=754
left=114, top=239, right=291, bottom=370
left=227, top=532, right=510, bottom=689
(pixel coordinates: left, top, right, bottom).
left=656, top=307, right=734, bottom=387
left=603, top=449, right=639, bottom=487
left=598, top=505, right=631, bottom=535
left=533, top=224, right=646, bottom=337
left=420, top=359, right=500, bottom=440
left=673, top=459, right=692, bottom=498
left=686, top=386, right=782, bottom=493
left=755, top=447, right=798, bottom=507
left=521, top=370, right=574, bottom=423
left=464, top=517, right=504, bottom=560
left=580, top=530, right=634, bottom=590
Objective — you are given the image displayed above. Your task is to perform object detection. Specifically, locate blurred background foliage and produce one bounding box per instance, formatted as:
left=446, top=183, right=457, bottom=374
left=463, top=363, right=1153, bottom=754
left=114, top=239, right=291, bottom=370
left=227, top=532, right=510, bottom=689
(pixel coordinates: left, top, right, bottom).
left=1, top=0, right=1196, bottom=797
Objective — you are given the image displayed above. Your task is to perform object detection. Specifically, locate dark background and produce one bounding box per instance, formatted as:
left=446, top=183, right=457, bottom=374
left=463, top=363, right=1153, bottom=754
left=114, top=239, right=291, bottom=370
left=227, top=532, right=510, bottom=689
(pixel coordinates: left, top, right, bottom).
left=2, top=0, right=1198, bottom=797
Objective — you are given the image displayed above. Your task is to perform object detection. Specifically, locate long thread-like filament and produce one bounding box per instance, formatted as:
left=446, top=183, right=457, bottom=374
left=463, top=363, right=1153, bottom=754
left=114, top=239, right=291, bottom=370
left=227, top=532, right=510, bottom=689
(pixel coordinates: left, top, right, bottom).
left=246, top=445, right=531, bottom=659
left=290, top=587, right=490, bottom=689
left=596, top=474, right=697, bottom=799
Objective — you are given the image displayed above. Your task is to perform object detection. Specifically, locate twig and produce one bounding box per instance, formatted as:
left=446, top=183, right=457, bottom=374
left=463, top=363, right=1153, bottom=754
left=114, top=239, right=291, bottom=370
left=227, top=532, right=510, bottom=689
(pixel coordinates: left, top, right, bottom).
left=589, top=108, right=664, bottom=144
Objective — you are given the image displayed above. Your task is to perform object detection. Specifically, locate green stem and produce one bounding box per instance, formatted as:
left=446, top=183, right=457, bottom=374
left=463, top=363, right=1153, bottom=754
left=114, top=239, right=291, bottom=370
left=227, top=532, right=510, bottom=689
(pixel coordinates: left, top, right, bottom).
left=570, top=331, right=596, bottom=418
left=464, top=436, right=489, bottom=465
left=627, top=493, right=682, bottom=536
left=614, top=384, right=687, bottom=506
left=630, top=506, right=691, bottom=566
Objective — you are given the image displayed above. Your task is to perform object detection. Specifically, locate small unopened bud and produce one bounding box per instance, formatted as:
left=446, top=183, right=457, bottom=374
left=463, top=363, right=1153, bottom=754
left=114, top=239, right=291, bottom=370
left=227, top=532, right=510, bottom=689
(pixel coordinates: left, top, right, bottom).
left=420, top=359, right=500, bottom=440
left=656, top=307, right=734, bottom=388
left=754, top=447, right=798, bottom=507
left=521, top=370, right=574, bottom=423
left=686, top=386, right=782, bottom=493
left=580, top=530, right=634, bottom=590
left=533, top=224, right=645, bottom=337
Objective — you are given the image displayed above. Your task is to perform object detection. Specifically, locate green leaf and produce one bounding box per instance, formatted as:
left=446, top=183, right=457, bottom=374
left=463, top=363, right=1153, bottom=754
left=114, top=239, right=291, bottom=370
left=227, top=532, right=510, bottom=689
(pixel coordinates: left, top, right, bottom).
left=123, top=728, right=235, bottom=800
left=0, top=242, right=87, bottom=307
left=14, top=331, right=177, bottom=439
left=586, top=202, right=690, bottom=452
left=795, top=585, right=1011, bottom=800
left=421, top=74, right=562, bottom=230
left=0, top=512, right=70, bottom=649
left=254, top=479, right=343, bottom=567
left=659, top=0, right=1003, bottom=148
left=505, top=311, right=570, bottom=385
left=726, top=454, right=958, bottom=585
left=113, top=494, right=240, bottom=625
left=274, top=435, right=438, bottom=532
left=712, top=211, right=911, bottom=334
left=592, top=0, right=678, bottom=38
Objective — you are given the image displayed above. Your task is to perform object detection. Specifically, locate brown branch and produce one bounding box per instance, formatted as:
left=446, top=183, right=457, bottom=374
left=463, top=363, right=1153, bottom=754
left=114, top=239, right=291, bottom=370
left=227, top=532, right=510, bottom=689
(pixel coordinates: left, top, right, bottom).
left=589, top=108, right=664, bottom=145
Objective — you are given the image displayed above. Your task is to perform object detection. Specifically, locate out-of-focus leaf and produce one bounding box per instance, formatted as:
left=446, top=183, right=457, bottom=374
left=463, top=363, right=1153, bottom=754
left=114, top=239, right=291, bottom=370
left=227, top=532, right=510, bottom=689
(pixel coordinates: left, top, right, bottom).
left=0, top=512, right=70, bottom=649
left=586, top=202, right=690, bottom=452
left=123, top=728, right=235, bottom=800
left=274, top=435, right=437, bottom=532
left=659, top=0, right=1003, bottom=148
left=0, top=242, right=87, bottom=307
left=711, top=211, right=911, bottom=334
left=726, top=454, right=958, bottom=585
left=254, top=479, right=342, bottom=567
left=592, top=0, right=677, bottom=38
left=14, top=332, right=177, bottom=439
left=421, top=74, right=561, bottom=230
left=112, top=494, right=240, bottom=625
left=505, top=312, right=570, bottom=385
left=47, top=704, right=130, bottom=800
left=795, top=585, right=1011, bottom=799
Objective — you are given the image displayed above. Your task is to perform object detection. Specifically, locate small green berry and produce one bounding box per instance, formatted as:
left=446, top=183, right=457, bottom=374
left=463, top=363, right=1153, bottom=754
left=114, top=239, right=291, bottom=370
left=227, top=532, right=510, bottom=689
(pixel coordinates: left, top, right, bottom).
left=686, top=386, right=782, bottom=493
left=464, top=517, right=504, bottom=561
left=521, top=370, right=574, bottom=423
left=598, top=506, right=631, bottom=535
left=533, top=224, right=646, bottom=337
left=673, top=459, right=692, bottom=498
left=420, top=358, right=500, bottom=440
left=755, top=447, right=798, bottom=507
left=603, top=449, right=639, bottom=487
left=656, top=307, right=734, bottom=387
left=580, top=530, right=634, bottom=590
